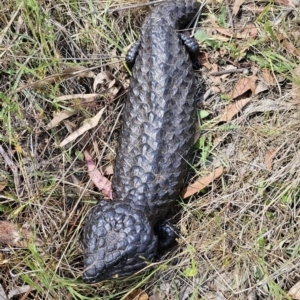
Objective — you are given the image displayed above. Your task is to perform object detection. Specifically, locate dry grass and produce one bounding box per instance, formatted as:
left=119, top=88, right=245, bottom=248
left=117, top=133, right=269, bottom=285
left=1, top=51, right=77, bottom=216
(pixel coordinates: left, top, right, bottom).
left=0, top=0, right=300, bottom=299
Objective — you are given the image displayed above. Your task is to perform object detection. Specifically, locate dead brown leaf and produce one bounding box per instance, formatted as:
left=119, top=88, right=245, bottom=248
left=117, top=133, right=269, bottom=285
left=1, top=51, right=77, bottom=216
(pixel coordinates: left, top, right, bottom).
left=104, top=165, right=114, bottom=176
left=56, top=93, right=100, bottom=109
left=0, top=221, right=21, bottom=246
left=211, top=34, right=230, bottom=42
left=0, top=182, right=7, bottom=191
left=93, top=71, right=114, bottom=92
left=84, top=150, right=113, bottom=199
left=124, top=289, right=148, bottom=300
left=182, top=167, right=224, bottom=198
left=209, top=63, right=219, bottom=74
left=239, top=25, right=258, bottom=39
left=233, top=0, right=246, bottom=15
left=282, top=39, right=300, bottom=57
left=246, top=4, right=266, bottom=13
left=16, top=74, right=63, bottom=92
left=63, top=66, right=95, bottom=79
left=262, top=69, right=275, bottom=85
left=211, top=86, right=221, bottom=94
left=265, top=149, right=277, bottom=171
left=93, top=71, right=123, bottom=102
left=0, top=221, right=43, bottom=248
left=16, top=66, right=95, bottom=93
left=291, top=31, right=300, bottom=40
left=198, top=52, right=209, bottom=67
left=59, top=106, right=106, bottom=147
left=46, top=110, right=77, bottom=130
left=288, top=280, right=300, bottom=299
left=255, top=82, right=269, bottom=95
left=275, top=0, right=300, bottom=7
left=56, top=93, right=99, bottom=101
left=206, top=26, right=230, bottom=42
left=219, top=98, right=252, bottom=122
left=213, top=136, right=223, bottom=147
left=209, top=16, right=257, bottom=39
left=227, top=76, right=258, bottom=99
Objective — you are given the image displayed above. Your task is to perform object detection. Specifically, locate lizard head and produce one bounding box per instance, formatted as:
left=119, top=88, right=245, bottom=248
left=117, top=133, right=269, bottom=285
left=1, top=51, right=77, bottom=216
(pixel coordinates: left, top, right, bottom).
left=82, top=201, right=158, bottom=283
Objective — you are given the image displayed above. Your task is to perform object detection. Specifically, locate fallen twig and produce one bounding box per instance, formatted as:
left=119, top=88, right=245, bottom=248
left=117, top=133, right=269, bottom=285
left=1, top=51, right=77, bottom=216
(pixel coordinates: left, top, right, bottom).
left=210, top=68, right=248, bottom=76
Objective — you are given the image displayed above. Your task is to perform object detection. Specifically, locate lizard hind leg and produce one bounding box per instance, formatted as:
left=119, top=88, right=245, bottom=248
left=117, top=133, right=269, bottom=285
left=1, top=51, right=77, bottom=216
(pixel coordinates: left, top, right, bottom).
left=155, top=221, right=179, bottom=251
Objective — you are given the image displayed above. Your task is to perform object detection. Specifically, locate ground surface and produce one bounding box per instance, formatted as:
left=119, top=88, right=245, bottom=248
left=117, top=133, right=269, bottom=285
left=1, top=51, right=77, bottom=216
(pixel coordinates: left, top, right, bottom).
left=0, top=0, right=300, bottom=299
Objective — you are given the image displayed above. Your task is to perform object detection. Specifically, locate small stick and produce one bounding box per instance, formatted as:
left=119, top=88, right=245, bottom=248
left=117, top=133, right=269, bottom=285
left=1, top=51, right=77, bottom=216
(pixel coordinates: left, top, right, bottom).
left=210, top=68, right=249, bottom=76
left=0, top=145, right=20, bottom=190
left=225, top=0, right=234, bottom=28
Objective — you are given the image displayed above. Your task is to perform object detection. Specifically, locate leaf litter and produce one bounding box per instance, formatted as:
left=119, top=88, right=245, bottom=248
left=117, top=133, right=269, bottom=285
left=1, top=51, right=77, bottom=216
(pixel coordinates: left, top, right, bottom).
left=209, top=15, right=257, bottom=39
left=15, top=66, right=95, bottom=93
left=0, top=221, right=43, bottom=248
left=59, top=106, right=106, bottom=147
left=182, top=167, right=224, bottom=198
left=84, top=149, right=113, bottom=200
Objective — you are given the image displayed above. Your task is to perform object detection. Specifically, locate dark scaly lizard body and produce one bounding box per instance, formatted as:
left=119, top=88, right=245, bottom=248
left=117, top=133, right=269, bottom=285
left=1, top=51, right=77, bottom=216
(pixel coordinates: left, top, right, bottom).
left=82, top=0, right=200, bottom=283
